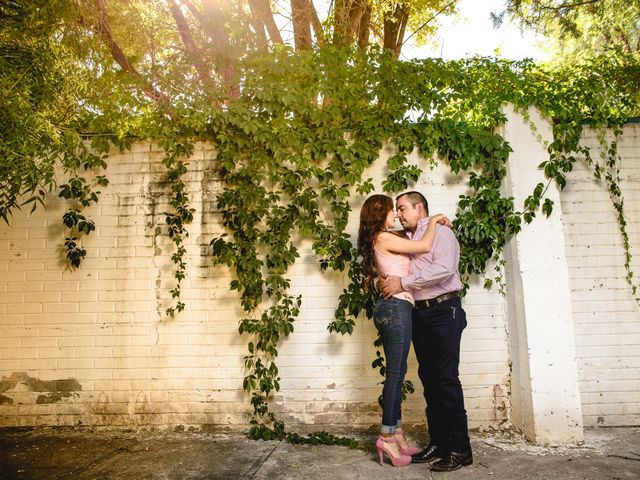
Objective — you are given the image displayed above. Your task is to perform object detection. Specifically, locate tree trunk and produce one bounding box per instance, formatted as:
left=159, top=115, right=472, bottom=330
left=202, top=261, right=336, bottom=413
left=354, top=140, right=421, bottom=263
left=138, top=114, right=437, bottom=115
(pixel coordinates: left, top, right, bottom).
left=334, top=0, right=370, bottom=48
left=332, top=0, right=350, bottom=45
left=309, top=0, right=324, bottom=45
left=383, top=4, right=410, bottom=59
left=357, top=3, right=371, bottom=50
left=346, top=0, right=367, bottom=40
left=201, top=0, right=233, bottom=56
left=249, top=0, right=283, bottom=45
left=394, top=7, right=409, bottom=58
left=247, top=0, right=268, bottom=49
left=292, top=0, right=312, bottom=50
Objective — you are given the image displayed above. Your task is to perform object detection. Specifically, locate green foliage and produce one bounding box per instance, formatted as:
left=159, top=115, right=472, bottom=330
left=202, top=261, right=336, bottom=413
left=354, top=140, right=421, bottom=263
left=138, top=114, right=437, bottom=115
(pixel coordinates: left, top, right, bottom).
left=2, top=16, right=638, bottom=438
left=0, top=1, right=110, bottom=268
left=248, top=420, right=365, bottom=450
left=161, top=138, right=195, bottom=318
left=57, top=141, right=108, bottom=270
left=329, top=250, right=377, bottom=336
left=284, top=430, right=363, bottom=449
left=204, top=48, right=638, bottom=434
left=586, top=128, right=640, bottom=303
left=0, top=3, right=86, bottom=223
left=63, top=237, right=86, bottom=269
left=497, top=1, right=640, bottom=63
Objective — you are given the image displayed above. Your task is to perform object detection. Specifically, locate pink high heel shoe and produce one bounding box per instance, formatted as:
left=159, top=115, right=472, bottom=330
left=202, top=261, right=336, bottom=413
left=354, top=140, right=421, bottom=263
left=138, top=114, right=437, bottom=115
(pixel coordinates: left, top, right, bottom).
left=376, top=435, right=412, bottom=467
left=395, top=428, right=421, bottom=456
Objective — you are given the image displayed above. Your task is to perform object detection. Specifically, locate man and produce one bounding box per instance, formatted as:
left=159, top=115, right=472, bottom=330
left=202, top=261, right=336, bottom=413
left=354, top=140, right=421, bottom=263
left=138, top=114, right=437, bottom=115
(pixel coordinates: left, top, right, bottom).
left=379, top=191, right=472, bottom=472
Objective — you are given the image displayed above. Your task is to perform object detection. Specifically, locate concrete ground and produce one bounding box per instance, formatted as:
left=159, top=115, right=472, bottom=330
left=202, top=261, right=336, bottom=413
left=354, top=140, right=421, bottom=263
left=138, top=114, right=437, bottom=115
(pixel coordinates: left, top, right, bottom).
left=1, top=426, right=639, bottom=480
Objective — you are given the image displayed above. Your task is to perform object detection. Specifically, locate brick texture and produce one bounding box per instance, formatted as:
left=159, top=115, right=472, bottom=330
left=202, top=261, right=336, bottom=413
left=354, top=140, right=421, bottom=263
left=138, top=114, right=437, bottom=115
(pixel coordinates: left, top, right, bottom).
left=560, top=124, right=640, bottom=427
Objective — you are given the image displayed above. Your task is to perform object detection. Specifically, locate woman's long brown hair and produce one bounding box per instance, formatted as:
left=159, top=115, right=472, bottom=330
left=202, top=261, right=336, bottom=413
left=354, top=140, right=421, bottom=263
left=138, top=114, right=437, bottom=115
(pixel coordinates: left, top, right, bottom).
left=357, top=194, right=393, bottom=292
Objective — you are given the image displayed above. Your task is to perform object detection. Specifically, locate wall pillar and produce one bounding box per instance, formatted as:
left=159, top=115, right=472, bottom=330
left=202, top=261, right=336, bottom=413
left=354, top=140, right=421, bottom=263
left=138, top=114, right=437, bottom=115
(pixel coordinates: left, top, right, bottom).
left=500, top=105, right=584, bottom=445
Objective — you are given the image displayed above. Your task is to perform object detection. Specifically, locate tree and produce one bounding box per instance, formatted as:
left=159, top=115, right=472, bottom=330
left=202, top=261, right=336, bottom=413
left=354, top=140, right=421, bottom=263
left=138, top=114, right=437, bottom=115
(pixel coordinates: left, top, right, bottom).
left=64, top=0, right=462, bottom=104
left=0, top=1, right=89, bottom=221
left=494, top=0, right=640, bottom=62
left=0, top=0, right=462, bottom=220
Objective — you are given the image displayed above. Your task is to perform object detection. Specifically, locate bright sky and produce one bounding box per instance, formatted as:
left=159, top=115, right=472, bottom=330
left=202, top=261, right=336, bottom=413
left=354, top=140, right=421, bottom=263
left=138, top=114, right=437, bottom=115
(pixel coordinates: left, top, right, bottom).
left=280, top=0, right=549, bottom=61
left=403, top=0, right=549, bottom=61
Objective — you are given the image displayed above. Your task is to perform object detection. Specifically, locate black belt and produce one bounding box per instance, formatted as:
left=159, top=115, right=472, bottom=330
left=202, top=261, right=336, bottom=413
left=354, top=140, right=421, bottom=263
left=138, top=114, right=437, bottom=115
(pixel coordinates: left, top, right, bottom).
left=414, top=291, right=460, bottom=309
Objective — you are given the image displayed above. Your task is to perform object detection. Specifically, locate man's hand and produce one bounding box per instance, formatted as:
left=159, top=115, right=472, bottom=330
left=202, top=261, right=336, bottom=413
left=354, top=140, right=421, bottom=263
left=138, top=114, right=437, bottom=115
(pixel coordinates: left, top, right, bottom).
left=378, top=275, right=403, bottom=298
left=431, top=213, right=453, bottom=228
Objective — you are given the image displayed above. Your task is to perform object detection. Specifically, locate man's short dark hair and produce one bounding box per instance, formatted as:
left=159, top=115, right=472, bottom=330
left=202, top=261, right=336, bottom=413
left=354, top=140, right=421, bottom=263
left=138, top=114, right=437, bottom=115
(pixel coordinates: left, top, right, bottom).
left=396, top=191, right=429, bottom=215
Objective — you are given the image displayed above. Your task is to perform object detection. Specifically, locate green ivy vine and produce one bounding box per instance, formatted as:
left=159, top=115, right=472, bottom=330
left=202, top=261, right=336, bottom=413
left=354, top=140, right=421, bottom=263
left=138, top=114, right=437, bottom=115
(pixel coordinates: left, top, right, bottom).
left=589, top=127, right=640, bottom=303
left=58, top=139, right=109, bottom=269
left=160, top=138, right=196, bottom=318
left=202, top=48, right=638, bottom=440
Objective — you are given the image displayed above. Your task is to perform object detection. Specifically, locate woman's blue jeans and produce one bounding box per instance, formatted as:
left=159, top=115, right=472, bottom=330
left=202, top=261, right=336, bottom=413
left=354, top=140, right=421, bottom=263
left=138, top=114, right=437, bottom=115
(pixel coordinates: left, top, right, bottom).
left=373, top=296, right=413, bottom=434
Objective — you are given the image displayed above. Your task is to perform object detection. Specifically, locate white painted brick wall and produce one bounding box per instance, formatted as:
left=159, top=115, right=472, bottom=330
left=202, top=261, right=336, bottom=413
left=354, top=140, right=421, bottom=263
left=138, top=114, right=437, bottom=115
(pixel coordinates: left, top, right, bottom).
left=1, top=120, right=637, bottom=431
left=0, top=139, right=509, bottom=431
left=559, top=123, right=640, bottom=427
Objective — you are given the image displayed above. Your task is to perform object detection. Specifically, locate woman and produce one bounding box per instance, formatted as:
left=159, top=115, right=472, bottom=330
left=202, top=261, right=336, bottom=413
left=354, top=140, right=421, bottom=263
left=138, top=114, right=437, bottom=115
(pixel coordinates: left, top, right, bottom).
left=358, top=194, right=450, bottom=468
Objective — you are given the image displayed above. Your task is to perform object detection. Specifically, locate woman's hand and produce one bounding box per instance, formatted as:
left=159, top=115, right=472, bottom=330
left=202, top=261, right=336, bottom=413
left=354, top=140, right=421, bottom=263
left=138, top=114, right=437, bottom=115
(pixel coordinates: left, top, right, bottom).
left=430, top=213, right=453, bottom=228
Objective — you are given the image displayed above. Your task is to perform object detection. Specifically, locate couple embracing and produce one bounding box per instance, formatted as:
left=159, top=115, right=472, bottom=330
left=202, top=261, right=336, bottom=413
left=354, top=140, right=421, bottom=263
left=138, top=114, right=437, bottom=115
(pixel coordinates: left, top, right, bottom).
left=357, top=191, right=473, bottom=472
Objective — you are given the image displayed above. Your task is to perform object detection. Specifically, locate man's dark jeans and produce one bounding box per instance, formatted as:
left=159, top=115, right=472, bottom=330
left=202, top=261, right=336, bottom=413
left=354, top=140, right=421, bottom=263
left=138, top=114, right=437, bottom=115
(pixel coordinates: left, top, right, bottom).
left=412, top=296, right=471, bottom=453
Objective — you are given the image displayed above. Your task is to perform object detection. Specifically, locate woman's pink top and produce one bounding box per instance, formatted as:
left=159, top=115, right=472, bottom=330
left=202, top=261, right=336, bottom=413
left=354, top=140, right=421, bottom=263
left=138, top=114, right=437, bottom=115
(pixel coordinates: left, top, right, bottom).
left=374, top=247, right=415, bottom=305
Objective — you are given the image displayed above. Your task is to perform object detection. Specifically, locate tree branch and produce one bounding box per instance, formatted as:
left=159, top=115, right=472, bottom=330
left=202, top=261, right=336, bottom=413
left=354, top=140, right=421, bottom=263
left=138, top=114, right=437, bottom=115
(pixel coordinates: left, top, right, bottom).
left=395, top=7, right=410, bottom=57
left=383, top=4, right=409, bottom=59
left=94, top=0, right=169, bottom=104
left=402, top=0, right=457, bottom=47
left=535, top=0, right=601, bottom=12
left=167, top=0, right=212, bottom=83
left=309, top=0, right=324, bottom=45
left=180, top=0, right=203, bottom=22
left=200, top=0, right=240, bottom=99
